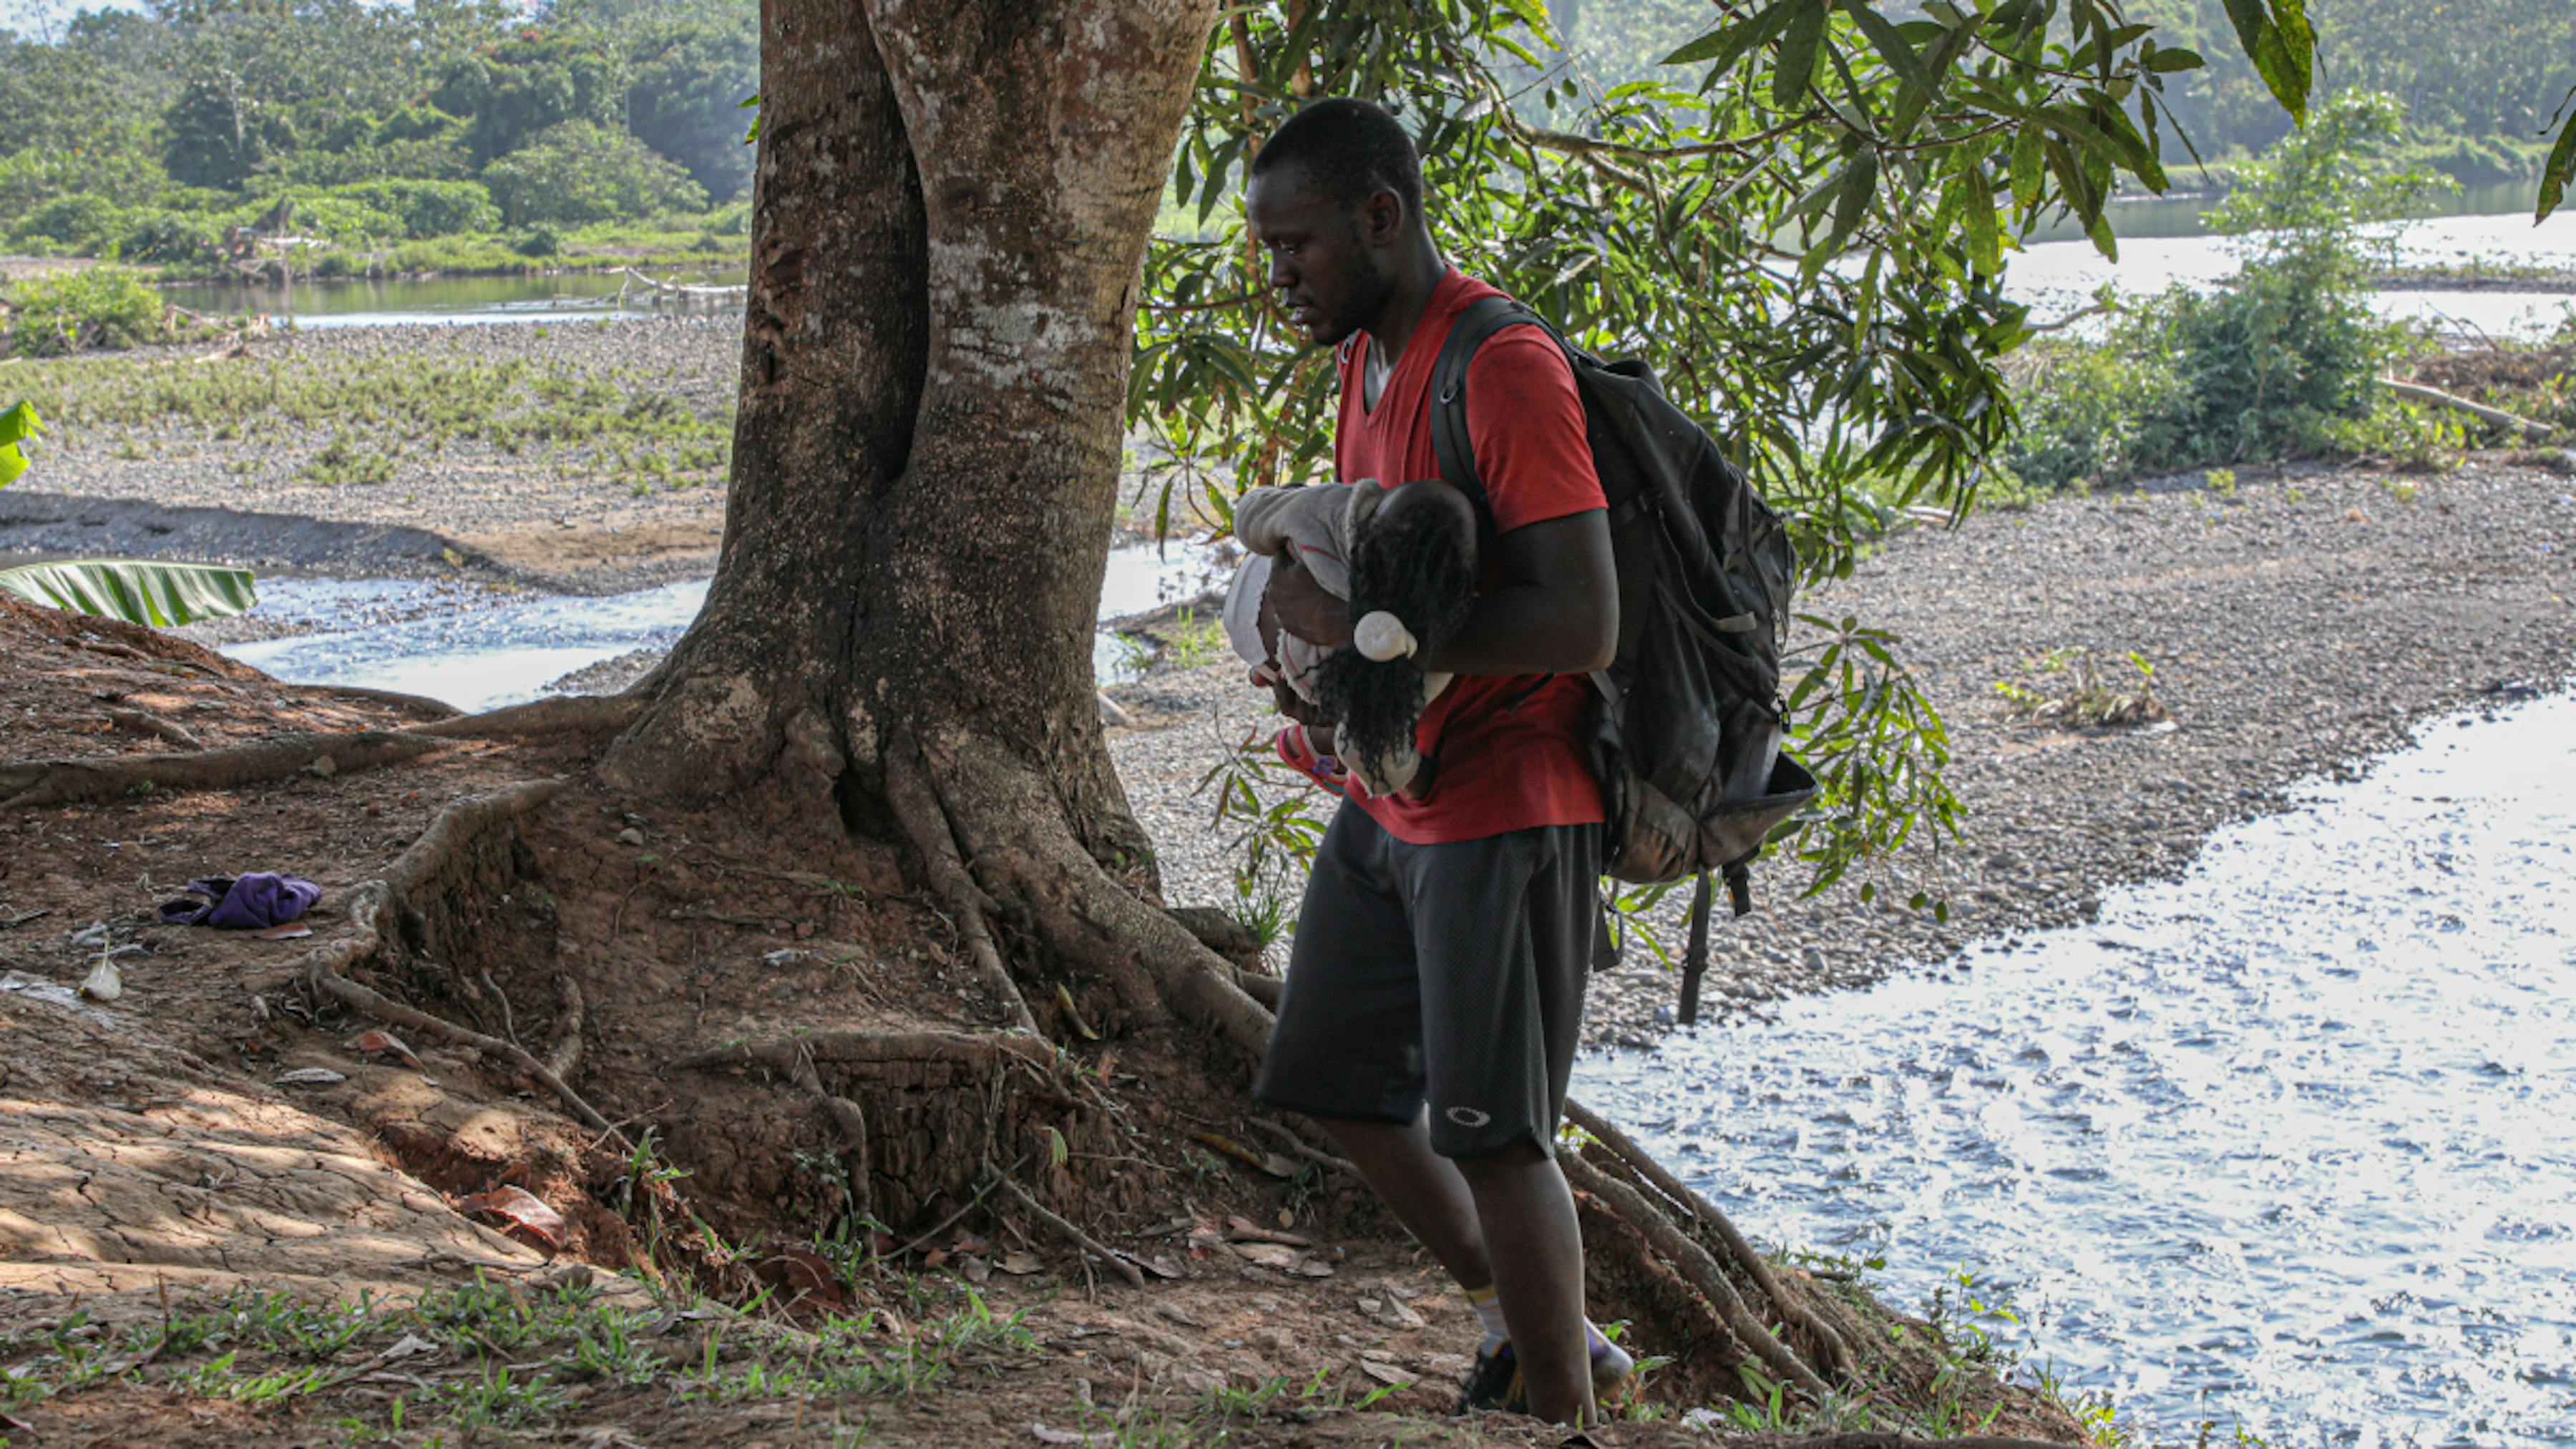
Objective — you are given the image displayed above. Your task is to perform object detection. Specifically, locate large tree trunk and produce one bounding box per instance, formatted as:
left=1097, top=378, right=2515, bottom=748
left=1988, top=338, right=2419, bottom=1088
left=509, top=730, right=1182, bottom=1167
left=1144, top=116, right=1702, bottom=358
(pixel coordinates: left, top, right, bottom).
left=602, top=0, right=1272, bottom=1053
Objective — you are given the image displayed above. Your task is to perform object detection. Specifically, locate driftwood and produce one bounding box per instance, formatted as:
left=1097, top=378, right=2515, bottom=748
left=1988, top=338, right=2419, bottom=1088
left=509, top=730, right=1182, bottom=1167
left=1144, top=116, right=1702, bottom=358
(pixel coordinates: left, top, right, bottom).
left=2379, top=377, right=2557, bottom=439
left=615, top=267, right=748, bottom=306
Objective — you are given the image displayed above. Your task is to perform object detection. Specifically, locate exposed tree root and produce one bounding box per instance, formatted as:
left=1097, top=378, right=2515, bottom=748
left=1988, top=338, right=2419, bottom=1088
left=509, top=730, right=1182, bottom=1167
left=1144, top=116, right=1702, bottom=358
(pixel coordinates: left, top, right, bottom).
left=2, top=694, right=646, bottom=811
left=915, top=731, right=1275, bottom=1058
left=671, top=1028, right=1059, bottom=1078
left=103, top=706, right=203, bottom=751
left=1781, top=1436, right=2072, bottom=1449
left=990, top=1165, right=1144, bottom=1289
left=545, top=975, right=586, bottom=1083
left=1, top=730, right=445, bottom=809
left=408, top=693, right=649, bottom=742
left=883, top=741, right=1043, bottom=1035
left=286, top=682, right=464, bottom=720
left=1561, top=1151, right=1835, bottom=1400
left=784, top=1043, right=874, bottom=1229
left=1243, top=1116, right=1358, bottom=1177
left=283, top=779, right=630, bottom=1149
left=1566, top=1098, right=1854, bottom=1380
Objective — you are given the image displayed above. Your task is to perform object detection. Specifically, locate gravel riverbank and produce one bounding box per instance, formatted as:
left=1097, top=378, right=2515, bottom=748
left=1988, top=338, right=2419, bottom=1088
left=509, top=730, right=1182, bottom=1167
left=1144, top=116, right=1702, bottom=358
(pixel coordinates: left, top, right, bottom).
left=1106, top=458, right=2576, bottom=1046
left=4, top=318, right=741, bottom=592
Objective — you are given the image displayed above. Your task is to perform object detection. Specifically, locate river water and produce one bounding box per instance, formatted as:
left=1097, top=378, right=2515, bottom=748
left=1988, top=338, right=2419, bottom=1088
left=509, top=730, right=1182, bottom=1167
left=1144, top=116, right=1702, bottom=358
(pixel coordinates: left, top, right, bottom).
left=1576, top=692, right=2576, bottom=1446
left=163, top=202, right=2576, bottom=338
left=220, top=537, right=1232, bottom=710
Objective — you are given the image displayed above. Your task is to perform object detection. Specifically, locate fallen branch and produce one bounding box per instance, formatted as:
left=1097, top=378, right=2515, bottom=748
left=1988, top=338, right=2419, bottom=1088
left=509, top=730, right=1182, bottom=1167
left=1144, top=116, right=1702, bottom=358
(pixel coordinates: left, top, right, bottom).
left=1561, top=1152, right=1832, bottom=1400
left=990, top=1167, right=1143, bottom=1289
left=1564, top=1098, right=1852, bottom=1380
left=2380, top=376, right=2557, bottom=438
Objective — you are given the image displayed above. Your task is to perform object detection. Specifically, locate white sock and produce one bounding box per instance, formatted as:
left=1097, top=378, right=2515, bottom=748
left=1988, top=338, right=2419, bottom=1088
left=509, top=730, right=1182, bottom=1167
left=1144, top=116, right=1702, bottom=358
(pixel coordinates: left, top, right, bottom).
left=1463, top=1282, right=1510, bottom=1355
left=1463, top=1284, right=1629, bottom=1380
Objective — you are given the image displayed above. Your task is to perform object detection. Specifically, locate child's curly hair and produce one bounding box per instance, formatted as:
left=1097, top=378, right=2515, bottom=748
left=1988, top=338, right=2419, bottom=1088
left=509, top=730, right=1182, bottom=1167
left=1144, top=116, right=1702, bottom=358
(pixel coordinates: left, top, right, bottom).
left=1313, top=491, right=1478, bottom=784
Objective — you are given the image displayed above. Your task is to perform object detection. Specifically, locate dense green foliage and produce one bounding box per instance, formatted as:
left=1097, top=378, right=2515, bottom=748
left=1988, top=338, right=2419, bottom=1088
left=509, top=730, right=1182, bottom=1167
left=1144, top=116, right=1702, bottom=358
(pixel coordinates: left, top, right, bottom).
left=1138, top=0, right=2331, bottom=899
left=2004, top=91, right=2441, bottom=490
left=0, top=0, right=756, bottom=268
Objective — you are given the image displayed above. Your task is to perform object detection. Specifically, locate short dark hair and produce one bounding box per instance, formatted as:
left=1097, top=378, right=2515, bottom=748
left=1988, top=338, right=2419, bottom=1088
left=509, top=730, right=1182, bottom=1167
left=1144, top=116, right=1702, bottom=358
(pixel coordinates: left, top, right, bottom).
left=1249, top=97, right=1424, bottom=219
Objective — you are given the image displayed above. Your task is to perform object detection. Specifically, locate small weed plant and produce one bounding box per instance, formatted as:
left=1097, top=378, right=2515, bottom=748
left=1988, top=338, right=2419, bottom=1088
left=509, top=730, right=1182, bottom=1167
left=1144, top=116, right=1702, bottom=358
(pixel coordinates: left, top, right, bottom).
left=1996, top=647, right=2168, bottom=729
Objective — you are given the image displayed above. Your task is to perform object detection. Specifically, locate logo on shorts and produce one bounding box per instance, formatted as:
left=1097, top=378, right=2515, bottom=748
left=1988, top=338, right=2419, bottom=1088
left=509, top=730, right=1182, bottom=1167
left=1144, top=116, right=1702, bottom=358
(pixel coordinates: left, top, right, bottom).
left=1445, top=1106, right=1492, bottom=1128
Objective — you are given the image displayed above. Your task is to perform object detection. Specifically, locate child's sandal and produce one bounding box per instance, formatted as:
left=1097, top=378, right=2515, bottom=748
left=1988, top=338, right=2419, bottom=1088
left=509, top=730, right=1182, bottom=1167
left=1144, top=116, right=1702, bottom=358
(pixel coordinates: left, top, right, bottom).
left=1273, top=724, right=1349, bottom=797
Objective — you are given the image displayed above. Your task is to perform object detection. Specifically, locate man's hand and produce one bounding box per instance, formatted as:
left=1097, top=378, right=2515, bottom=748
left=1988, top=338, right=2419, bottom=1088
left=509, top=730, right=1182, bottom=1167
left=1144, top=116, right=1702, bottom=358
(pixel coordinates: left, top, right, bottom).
left=1265, top=552, right=1355, bottom=650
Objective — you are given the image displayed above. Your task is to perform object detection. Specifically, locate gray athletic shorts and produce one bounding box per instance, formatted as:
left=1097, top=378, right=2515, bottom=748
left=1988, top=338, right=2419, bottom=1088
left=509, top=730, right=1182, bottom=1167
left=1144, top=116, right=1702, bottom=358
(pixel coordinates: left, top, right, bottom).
left=1252, top=804, right=1608, bottom=1160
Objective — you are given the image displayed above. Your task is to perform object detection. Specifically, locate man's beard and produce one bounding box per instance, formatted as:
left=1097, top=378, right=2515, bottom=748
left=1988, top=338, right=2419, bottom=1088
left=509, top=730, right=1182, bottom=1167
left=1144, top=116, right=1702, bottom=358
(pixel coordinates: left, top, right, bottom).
left=1309, top=242, right=1392, bottom=349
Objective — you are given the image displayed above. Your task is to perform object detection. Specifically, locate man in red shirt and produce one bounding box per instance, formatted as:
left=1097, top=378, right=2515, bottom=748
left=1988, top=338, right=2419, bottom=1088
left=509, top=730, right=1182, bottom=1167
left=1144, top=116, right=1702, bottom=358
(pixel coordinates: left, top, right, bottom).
left=1242, top=98, right=1624, bottom=1426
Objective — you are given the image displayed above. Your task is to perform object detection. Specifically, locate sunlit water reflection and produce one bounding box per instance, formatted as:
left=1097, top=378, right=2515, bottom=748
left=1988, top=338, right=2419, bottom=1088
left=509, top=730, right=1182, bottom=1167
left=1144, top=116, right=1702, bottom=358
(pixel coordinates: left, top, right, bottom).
left=222, top=538, right=1230, bottom=708
left=1577, top=692, right=2576, bottom=1446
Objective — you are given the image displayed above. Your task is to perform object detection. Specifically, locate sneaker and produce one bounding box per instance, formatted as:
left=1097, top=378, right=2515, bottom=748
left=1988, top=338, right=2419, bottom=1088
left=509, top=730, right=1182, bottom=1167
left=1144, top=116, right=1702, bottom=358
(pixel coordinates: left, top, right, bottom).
left=1453, top=1342, right=1525, bottom=1415
left=1589, top=1327, right=1636, bottom=1405
left=1453, top=1333, right=1636, bottom=1418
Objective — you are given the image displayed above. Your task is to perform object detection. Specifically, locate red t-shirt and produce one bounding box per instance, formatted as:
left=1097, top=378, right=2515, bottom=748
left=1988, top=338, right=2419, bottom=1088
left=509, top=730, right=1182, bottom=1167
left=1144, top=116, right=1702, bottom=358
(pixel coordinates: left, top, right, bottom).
left=1336, top=268, right=1606, bottom=844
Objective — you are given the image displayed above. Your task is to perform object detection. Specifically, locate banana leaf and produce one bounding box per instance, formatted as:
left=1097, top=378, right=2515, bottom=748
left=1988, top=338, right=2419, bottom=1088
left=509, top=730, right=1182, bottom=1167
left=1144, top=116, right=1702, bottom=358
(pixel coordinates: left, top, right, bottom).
left=0, top=558, right=258, bottom=627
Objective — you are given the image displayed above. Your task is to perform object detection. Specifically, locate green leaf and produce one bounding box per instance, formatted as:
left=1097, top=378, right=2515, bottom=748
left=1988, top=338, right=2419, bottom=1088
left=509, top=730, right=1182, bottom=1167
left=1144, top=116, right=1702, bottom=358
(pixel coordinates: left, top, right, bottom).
left=2223, top=0, right=2313, bottom=123
left=1662, top=1, right=1789, bottom=69
left=0, top=560, right=258, bottom=627
left=1842, top=1, right=1928, bottom=92
left=1824, top=148, right=1879, bottom=260
left=1772, top=1, right=1829, bottom=110
left=0, top=401, right=36, bottom=489
left=2540, top=102, right=2576, bottom=222
left=2009, top=123, right=2044, bottom=209
left=2084, top=211, right=2119, bottom=263
left=1964, top=166, right=1999, bottom=276
left=2145, top=47, right=2204, bottom=73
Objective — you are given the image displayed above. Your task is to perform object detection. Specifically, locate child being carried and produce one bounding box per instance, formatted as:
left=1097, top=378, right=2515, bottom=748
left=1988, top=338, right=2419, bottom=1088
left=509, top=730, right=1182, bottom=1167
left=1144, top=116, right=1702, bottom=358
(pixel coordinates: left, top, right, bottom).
left=1221, top=477, right=1480, bottom=800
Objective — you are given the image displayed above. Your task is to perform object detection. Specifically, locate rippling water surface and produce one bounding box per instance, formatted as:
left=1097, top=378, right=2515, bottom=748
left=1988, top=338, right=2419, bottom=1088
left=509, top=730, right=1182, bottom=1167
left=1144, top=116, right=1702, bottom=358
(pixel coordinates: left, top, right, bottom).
left=1578, top=693, right=2576, bottom=1446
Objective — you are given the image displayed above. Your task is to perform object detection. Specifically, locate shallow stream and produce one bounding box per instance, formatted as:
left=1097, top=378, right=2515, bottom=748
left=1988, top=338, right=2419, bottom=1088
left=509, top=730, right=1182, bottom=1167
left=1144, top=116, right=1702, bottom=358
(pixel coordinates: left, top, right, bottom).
left=1577, top=692, right=2576, bottom=1446
left=220, top=537, right=1231, bottom=709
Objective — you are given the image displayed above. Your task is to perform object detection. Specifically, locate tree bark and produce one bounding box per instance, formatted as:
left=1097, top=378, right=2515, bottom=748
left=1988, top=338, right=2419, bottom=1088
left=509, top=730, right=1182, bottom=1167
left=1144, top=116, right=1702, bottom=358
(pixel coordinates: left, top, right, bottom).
left=601, top=0, right=1269, bottom=1049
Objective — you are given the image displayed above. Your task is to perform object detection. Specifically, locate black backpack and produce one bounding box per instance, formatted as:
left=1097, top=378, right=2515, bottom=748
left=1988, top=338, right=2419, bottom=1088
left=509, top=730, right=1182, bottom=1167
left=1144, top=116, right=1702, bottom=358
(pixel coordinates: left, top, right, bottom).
left=1428, top=296, right=1818, bottom=923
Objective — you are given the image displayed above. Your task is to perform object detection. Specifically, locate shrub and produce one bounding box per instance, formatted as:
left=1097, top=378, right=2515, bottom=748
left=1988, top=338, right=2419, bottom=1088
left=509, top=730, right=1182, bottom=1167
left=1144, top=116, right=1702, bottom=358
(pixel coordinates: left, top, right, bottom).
left=10, top=193, right=127, bottom=256
left=318, top=180, right=500, bottom=239
left=2001, top=92, right=2441, bottom=491
left=118, top=210, right=223, bottom=265
left=481, top=122, right=708, bottom=228
left=3, top=268, right=168, bottom=356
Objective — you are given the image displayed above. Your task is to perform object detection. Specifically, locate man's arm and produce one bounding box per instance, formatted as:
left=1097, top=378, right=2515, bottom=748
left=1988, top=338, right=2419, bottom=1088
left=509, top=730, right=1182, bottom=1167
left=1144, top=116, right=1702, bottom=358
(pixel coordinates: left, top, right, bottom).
left=1267, top=508, right=1616, bottom=676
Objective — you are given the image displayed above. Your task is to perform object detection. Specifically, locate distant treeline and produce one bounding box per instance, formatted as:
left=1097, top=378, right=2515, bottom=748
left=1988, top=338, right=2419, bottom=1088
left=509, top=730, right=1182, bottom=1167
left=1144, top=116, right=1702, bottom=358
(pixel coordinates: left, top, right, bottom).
left=0, top=0, right=756, bottom=267
left=1541, top=0, right=2572, bottom=181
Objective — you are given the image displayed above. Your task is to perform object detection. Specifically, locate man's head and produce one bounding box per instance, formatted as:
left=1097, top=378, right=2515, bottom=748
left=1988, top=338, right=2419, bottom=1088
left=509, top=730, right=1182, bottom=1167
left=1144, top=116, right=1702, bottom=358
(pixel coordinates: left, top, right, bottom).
left=1246, top=98, right=1428, bottom=348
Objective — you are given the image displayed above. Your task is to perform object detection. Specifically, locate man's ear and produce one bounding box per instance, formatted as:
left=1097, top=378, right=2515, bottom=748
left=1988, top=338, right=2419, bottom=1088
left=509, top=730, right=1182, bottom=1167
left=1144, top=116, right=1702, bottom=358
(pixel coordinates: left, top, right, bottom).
left=1360, top=186, right=1405, bottom=248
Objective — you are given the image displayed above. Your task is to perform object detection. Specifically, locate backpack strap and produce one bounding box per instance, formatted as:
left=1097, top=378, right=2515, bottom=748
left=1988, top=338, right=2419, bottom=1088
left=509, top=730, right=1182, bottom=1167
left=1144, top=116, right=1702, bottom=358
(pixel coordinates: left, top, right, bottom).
left=1428, top=295, right=1623, bottom=707
left=1428, top=294, right=1550, bottom=515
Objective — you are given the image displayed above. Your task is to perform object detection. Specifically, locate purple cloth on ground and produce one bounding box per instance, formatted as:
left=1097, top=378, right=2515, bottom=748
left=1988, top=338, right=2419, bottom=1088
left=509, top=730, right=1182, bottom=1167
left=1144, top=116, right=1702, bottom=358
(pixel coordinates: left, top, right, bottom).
left=159, top=873, right=321, bottom=929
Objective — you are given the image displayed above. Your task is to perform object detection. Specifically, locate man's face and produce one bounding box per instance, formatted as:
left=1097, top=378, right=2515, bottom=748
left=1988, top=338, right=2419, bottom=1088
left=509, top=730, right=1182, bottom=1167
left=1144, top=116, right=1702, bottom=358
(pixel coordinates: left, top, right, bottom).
left=1246, top=167, right=1395, bottom=349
